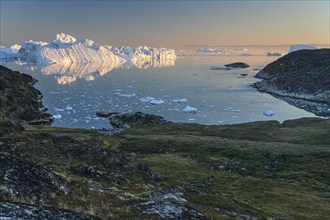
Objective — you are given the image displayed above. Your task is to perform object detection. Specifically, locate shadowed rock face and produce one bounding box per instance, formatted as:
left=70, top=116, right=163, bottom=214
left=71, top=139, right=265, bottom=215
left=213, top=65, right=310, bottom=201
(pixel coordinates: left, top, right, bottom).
left=0, top=65, right=53, bottom=125
left=0, top=202, right=98, bottom=220
left=254, top=49, right=330, bottom=116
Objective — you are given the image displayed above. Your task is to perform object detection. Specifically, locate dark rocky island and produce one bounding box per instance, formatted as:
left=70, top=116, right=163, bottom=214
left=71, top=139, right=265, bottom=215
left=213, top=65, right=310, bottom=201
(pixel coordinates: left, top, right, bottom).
left=254, top=49, right=330, bottom=116
left=224, top=62, right=250, bottom=68
left=0, top=65, right=329, bottom=219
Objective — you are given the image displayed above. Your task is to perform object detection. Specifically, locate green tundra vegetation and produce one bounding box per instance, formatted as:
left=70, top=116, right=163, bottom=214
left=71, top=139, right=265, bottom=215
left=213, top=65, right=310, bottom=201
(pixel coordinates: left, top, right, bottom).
left=1, top=117, right=328, bottom=219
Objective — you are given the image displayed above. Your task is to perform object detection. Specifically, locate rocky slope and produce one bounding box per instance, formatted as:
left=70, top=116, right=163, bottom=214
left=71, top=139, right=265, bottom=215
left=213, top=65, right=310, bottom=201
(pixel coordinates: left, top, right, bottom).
left=0, top=65, right=53, bottom=125
left=254, top=49, right=330, bottom=116
left=1, top=66, right=329, bottom=219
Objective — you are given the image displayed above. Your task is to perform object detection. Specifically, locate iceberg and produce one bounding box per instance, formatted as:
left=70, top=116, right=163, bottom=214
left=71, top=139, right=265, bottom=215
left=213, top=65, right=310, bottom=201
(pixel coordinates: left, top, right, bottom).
left=263, top=109, right=275, bottom=117
left=11, top=33, right=176, bottom=66
left=209, top=65, right=232, bottom=70
left=197, top=48, right=227, bottom=53
left=110, top=45, right=177, bottom=69
left=267, top=52, right=284, bottom=56
left=139, top=97, right=155, bottom=103
left=288, top=44, right=319, bottom=54
left=19, top=33, right=124, bottom=64
left=182, top=106, right=198, bottom=113
left=170, top=98, right=188, bottom=103
left=241, top=52, right=253, bottom=56
left=0, top=44, right=21, bottom=60
left=150, top=99, right=165, bottom=105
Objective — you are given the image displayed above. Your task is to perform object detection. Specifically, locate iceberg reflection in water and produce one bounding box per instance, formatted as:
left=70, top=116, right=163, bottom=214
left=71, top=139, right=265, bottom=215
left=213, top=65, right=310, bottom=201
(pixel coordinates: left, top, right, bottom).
left=38, top=57, right=176, bottom=84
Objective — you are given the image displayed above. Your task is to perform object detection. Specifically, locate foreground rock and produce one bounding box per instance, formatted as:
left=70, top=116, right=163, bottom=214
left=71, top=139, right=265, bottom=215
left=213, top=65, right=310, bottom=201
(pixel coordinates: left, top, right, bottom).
left=0, top=65, right=53, bottom=125
left=254, top=49, right=330, bottom=116
left=0, top=155, right=68, bottom=201
left=0, top=202, right=97, bottom=220
left=224, top=62, right=249, bottom=68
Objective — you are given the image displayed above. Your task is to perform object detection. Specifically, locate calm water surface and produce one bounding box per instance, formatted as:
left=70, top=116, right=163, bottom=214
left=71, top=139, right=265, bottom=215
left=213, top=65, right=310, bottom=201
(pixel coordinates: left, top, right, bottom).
left=2, top=47, right=316, bottom=128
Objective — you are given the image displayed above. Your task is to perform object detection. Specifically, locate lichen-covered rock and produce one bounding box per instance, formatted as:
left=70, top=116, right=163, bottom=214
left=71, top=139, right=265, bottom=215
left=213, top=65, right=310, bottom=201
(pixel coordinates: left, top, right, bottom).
left=0, top=65, right=53, bottom=125
left=135, top=201, right=207, bottom=220
left=0, top=155, right=68, bottom=201
left=0, top=202, right=98, bottom=220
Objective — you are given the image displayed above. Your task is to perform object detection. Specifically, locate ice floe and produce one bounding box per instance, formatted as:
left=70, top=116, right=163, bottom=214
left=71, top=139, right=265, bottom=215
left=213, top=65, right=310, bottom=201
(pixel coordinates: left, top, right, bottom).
left=240, top=52, right=253, bottom=56
left=118, top=93, right=136, bottom=98
left=267, top=52, right=284, bottom=56
left=170, top=98, right=188, bottom=103
left=224, top=108, right=242, bottom=112
left=53, top=114, right=62, bottom=119
left=139, top=97, right=155, bottom=103
left=209, top=66, right=232, bottom=70
left=182, top=106, right=198, bottom=113
left=197, top=48, right=227, bottom=53
left=263, top=109, right=275, bottom=117
left=150, top=99, right=165, bottom=105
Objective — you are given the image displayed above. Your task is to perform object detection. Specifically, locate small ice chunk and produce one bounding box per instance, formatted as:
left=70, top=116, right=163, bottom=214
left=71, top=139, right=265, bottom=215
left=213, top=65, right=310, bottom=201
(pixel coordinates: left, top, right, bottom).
left=139, top=97, right=155, bottom=102
left=263, top=109, right=275, bottom=117
left=209, top=65, right=232, bottom=70
left=170, top=98, right=188, bottom=103
left=267, top=52, right=284, bottom=56
left=241, top=53, right=253, bottom=56
left=182, top=106, right=198, bottom=113
left=224, top=108, right=242, bottom=112
left=168, top=108, right=180, bottom=111
left=119, top=93, right=136, bottom=98
left=188, top=118, right=195, bottom=121
left=66, top=106, right=73, bottom=110
left=150, top=99, right=164, bottom=105
left=54, top=108, right=64, bottom=112
left=53, top=114, right=62, bottom=119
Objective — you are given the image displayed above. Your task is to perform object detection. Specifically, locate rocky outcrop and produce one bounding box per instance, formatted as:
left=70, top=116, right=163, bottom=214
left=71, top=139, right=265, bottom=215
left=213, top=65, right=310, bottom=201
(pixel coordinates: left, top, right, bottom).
left=0, top=202, right=98, bottom=220
left=0, top=65, right=53, bottom=125
left=0, top=155, right=68, bottom=201
left=224, top=62, right=249, bottom=68
left=98, top=112, right=167, bottom=128
left=254, top=49, right=330, bottom=116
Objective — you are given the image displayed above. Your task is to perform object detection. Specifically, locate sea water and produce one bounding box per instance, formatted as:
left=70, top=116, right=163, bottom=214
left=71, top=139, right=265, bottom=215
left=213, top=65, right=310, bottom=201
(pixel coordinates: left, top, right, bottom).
left=2, top=46, right=316, bottom=128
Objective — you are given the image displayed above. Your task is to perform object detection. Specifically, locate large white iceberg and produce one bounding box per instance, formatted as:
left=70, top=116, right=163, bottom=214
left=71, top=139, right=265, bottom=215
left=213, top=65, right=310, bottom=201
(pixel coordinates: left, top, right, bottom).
left=288, top=44, right=319, bottom=54
left=18, top=33, right=124, bottom=64
left=10, top=33, right=176, bottom=65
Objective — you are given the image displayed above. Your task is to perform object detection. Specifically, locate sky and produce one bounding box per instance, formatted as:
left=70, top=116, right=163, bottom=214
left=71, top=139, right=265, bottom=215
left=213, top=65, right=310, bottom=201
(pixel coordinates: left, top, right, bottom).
left=0, top=0, right=329, bottom=47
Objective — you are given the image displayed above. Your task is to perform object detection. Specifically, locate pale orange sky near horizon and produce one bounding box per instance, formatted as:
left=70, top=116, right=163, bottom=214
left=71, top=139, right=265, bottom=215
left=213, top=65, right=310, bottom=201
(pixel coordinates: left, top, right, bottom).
left=0, top=1, right=329, bottom=47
